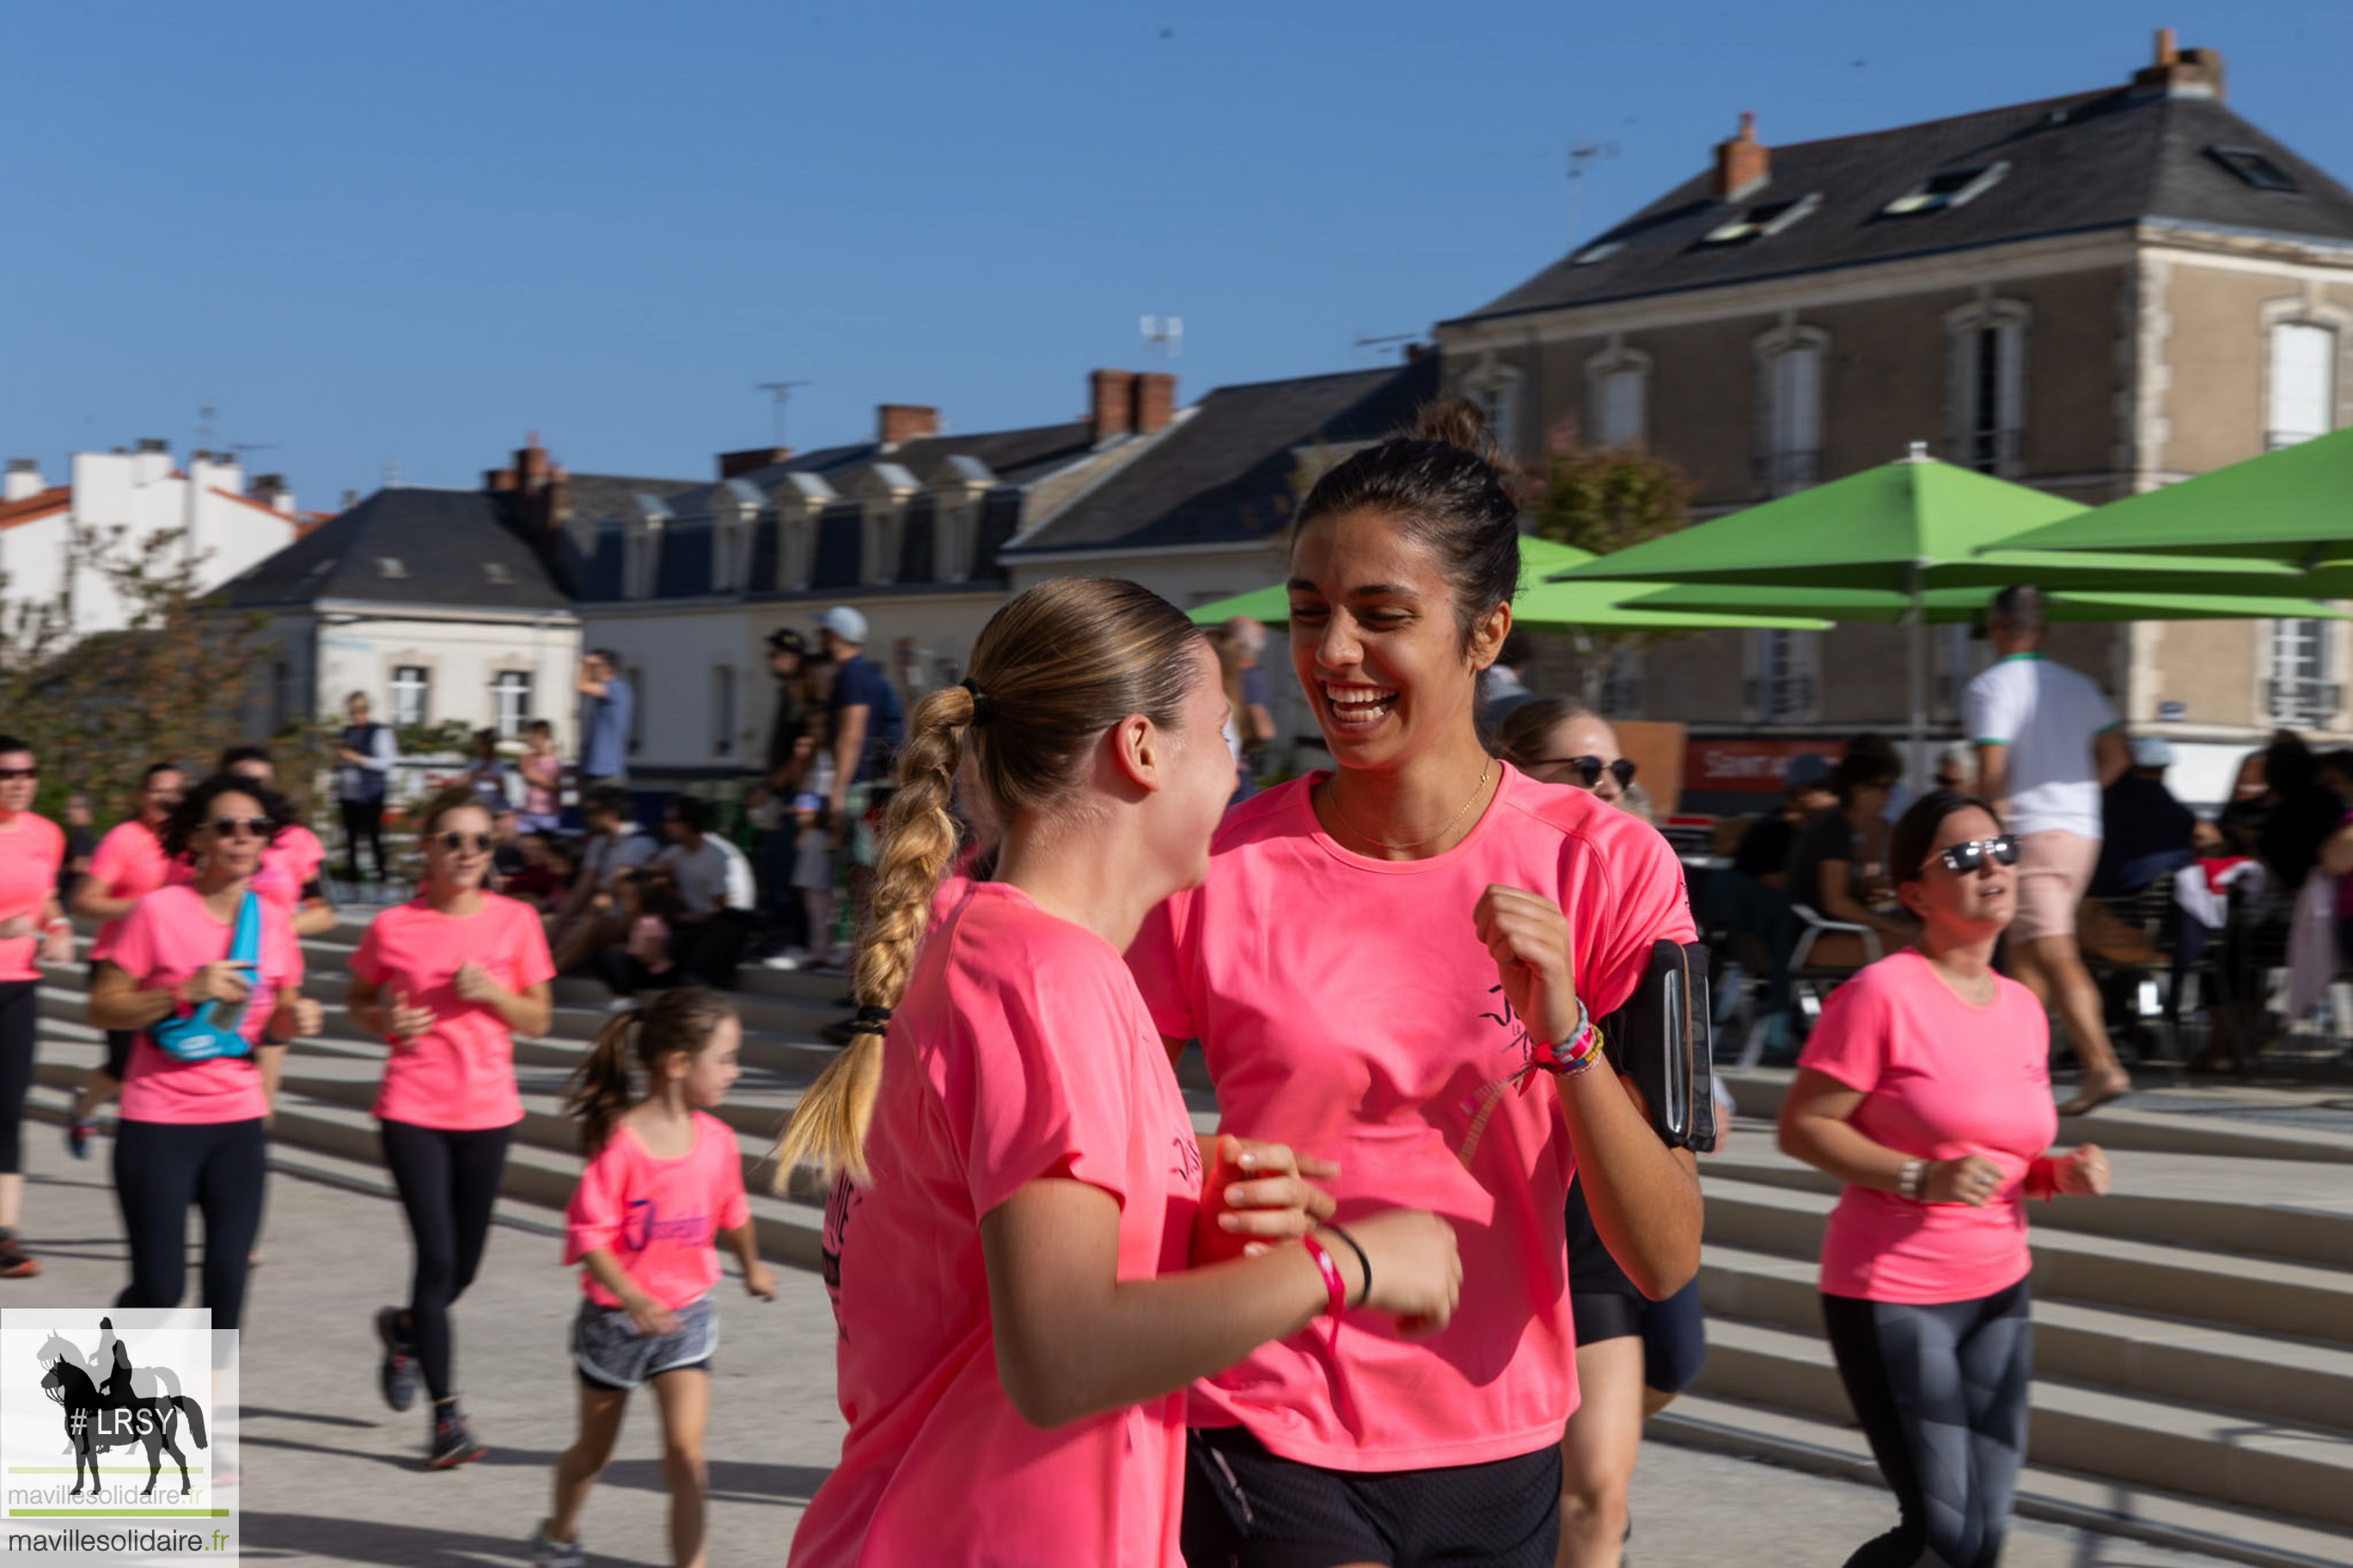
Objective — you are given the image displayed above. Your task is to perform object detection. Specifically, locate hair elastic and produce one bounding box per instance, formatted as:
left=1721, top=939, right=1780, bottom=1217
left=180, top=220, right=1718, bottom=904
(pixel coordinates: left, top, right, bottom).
left=957, top=677, right=992, bottom=725
left=846, top=1004, right=892, bottom=1038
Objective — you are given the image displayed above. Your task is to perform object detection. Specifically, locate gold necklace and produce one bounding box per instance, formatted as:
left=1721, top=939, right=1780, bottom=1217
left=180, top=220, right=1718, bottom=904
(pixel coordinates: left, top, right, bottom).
left=1325, top=760, right=1495, bottom=851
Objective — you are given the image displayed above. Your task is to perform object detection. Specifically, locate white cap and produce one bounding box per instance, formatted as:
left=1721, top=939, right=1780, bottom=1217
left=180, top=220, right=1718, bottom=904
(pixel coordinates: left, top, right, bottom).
left=812, top=606, right=868, bottom=644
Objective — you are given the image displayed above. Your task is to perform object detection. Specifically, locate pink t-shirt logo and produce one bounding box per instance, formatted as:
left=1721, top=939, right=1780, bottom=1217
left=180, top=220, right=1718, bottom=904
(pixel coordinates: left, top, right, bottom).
left=821, top=1173, right=859, bottom=1319
left=1169, top=1133, right=1203, bottom=1187
left=620, top=1198, right=711, bottom=1253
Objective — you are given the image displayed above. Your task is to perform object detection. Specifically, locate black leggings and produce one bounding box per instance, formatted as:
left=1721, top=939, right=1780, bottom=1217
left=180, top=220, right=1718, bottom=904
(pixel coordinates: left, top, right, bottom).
left=113, top=1117, right=268, bottom=1331
left=339, top=797, right=387, bottom=881
left=1820, top=1279, right=2034, bottom=1568
left=380, top=1119, right=512, bottom=1403
left=0, top=980, right=35, bottom=1176
left=88, top=961, right=134, bottom=1080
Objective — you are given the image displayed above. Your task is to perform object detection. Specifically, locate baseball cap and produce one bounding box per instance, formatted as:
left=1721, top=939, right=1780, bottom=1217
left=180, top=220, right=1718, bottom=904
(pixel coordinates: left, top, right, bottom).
left=1784, top=753, right=1834, bottom=790
left=812, top=606, right=868, bottom=644
left=766, top=627, right=808, bottom=656
left=2130, top=735, right=2175, bottom=770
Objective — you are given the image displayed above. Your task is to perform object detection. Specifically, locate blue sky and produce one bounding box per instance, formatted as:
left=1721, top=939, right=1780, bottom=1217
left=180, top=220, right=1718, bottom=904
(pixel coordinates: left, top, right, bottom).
left=6, top=2, right=2348, bottom=505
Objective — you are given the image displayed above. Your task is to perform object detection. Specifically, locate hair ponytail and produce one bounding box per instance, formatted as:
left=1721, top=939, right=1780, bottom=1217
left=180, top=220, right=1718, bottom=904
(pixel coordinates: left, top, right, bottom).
left=565, top=988, right=738, bottom=1156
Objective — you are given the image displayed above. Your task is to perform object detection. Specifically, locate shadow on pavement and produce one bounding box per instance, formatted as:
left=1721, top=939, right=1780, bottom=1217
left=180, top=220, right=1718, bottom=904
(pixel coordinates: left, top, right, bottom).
left=245, top=1430, right=830, bottom=1504
left=241, top=1509, right=657, bottom=1565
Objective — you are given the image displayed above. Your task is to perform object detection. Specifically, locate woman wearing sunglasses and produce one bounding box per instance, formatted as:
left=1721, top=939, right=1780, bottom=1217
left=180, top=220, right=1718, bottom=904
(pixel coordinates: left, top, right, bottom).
left=1778, top=791, right=2112, bottom=1568
left=0, top=736, right=74, bottom=1278
left=87, top=773, right=321, bottom=1327
left=1494, top=699, right=1636, bottom=807
left=347, top=785, right=554, bottom=1468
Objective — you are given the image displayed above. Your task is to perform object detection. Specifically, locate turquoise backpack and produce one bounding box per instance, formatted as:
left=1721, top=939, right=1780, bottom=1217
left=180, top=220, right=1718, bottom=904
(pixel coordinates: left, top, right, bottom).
left=150, top=894, right=262, bottom=1063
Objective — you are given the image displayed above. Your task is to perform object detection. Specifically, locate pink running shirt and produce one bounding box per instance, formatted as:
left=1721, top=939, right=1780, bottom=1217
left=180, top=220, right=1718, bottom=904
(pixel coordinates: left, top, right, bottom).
left=0, top=813, right=65, bottom=983
left=111, top=883, right=303, bottom=1124
left=84, top=821, right=174, bottom=963
left=351, top=894, right=555, bottom=1130
left=791, top=882, right=1204, bottom=1568
left=1799, top=950, right=2060, bottom=1304
left=565, top=1111, right=750, bottom=1311
left=1128, top=766, right=1694, bottom=1472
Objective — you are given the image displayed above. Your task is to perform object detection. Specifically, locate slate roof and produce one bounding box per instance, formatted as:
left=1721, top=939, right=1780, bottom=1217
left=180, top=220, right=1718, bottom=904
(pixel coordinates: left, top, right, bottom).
left=1005, top=357, right=1439, bottom=554
left=1452, top=85, right=2353, bottom=326
left=563, top=472, right=702, bottom=530
left=220, top=486, right=573, bottom=612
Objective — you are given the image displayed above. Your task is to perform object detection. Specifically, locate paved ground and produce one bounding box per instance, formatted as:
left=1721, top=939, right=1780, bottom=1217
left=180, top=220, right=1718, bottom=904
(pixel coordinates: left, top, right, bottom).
left=0, top=1121, right=2254, bottom=1566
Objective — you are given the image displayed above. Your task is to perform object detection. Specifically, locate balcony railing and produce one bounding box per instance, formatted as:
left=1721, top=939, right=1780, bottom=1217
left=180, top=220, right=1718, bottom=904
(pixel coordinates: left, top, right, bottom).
left=1744, top=674, right=1818, bottom=723
left=1751, top=449, right=1823, bottom=497
left=2267, top=677, right=2342, bottom=729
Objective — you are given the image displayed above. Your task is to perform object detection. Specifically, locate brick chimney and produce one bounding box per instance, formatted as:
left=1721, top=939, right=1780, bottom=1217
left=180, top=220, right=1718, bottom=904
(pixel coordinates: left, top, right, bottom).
left=484, top=467, right=518, bottom=491
left=1134, top=372, right=1178, bottom=436
left=718, top=446, right=793, bottom=479
left=1714, top=111, right=1769, bottom=201
left=2132, top=28, right=2225, bottom=100
left=1091, top=369, right=1138, bottom=441
left=877, top=405, right=939, bottom=449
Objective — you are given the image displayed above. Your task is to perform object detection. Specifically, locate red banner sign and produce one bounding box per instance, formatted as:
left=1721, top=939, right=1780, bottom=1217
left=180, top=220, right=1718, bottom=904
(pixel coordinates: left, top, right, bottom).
left=1684, top=738, right=1843, bottom=794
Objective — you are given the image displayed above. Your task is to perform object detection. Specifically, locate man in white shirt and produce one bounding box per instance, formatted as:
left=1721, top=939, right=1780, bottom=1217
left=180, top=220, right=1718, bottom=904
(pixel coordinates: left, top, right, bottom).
left=1965, top=587, right=2134, bottom=1113
left=549, top=784, right=657, bottom=973
left=653, top=793, right=755, bottom=986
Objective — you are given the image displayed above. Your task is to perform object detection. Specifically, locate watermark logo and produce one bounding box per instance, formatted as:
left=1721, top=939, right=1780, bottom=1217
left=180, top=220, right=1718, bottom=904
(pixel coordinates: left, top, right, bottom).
left=0, top=1309, right=237, bottom=1564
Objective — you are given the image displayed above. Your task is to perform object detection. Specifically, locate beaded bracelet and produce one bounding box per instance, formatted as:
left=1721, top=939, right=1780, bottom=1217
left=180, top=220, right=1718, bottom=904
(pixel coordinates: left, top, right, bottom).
left=1299, top=1234, right=1347, bottom=1358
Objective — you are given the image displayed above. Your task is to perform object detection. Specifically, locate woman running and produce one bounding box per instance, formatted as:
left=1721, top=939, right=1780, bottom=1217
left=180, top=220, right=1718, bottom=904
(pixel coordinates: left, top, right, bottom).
left=0, top=735, right=73, bottom=1277
left=1494, top=698, right=1635, bottom=809
left=1779, top=790, right=2112, bottom=1568
left=347, top=784, right=555, bottom=1469
left=780, top=577, right=1461, bottom=1568
left=68, top=761, right=186, bottom=1160
left=86, top=772, right=321, bottom=1327
left=1128, top=405, right=1703, bottom=1568
left=218, top=746, right=338, bottom=939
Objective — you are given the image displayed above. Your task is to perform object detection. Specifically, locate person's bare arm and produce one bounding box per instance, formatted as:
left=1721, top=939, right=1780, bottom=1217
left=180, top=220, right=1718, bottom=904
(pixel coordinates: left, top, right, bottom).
left=830, top=705, right=870, bottom=820
left=1975, top=742, right=2011, bottom=814
left=2094, top=727, right=2131, bottom=789
left=1560, top=1068, right=1703, bottom=1299
left=1777, top=1068, right=2002, bottom=1205
left=70, top=874, right=138, bottom=924
left=1815, top=856, right=1910, bottom=943
left=454, top=969, right=553, bottom=1039
left=89, top=959, right=241, bottom=1031
left=2320, top=821, right=2353, bottom=879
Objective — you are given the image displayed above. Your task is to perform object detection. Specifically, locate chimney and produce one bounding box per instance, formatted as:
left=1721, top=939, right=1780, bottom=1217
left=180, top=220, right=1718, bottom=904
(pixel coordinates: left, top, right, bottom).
left=718, top=446, right=793, bottom=479
left=2133, top=30, right=2226, bottom=100
left=340, top=489, right=360, bottom=511
left=1090, top=369, right=1138, bottom=441
left=3, top=458, right=41, bottom=503
left=1134, top=372, right=1178, bottom=436
left=484, top=467, right=518, bottom=491
left=516, top=432, right=550, bottom=494
left=251, top=473, right=293, bottom=515
left=877, top=405, right=939, bottom=449
left=1713, top=110, right=1770, bottom=201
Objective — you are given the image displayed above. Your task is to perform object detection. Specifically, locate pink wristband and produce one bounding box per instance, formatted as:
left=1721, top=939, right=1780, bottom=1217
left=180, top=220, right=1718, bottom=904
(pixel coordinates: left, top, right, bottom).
left=1300, top=1234, right=1346, bottom=1357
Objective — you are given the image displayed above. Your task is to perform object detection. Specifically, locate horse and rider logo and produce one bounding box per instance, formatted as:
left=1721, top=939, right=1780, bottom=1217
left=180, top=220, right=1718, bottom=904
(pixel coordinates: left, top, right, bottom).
left=34, top=1317, right=208, bottom=1497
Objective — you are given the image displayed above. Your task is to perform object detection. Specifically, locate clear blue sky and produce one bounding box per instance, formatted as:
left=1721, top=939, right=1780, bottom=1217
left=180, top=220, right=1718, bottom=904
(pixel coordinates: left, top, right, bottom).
left=6, top=1, right=2347, bottom=506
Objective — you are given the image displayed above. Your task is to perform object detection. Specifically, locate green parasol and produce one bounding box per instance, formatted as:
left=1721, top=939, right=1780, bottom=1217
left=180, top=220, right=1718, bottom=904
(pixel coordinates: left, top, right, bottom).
left=1992, top=427, right=2353, bottom=567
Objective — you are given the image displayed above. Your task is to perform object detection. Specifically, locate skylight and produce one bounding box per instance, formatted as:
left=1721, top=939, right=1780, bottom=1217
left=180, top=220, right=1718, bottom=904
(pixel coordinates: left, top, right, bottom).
left=1882, top=162, right=2009, bottom=217
left=375, top=557, right=406, bottom=579
left=483, top=562, right=512, bottom=585
left=1569, top=241, right=1624, bottom=267
left=2209, top=144, right=2299, bottom=192
left=1700, top=192, right=1821, bottom=246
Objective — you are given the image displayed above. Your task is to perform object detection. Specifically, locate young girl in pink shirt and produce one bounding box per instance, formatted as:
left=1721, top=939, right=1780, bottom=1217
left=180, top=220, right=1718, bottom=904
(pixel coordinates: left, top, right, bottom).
left=533, top=988, right=774, bottom=1568
left=348, top=785, right=555, bottom=1469
left=777, top=577, right=1463, bottom=1568
left=1780, top=791, right=2113, bottom=1567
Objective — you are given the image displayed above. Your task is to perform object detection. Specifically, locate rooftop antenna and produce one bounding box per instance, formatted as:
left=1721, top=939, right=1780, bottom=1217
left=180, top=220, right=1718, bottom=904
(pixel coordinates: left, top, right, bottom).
left=382, top=461, right=400, bottom=490
left=1141, top=316, right=1183, bottom=359
left=1567, top=140, right=1619, bottom=247
left=229, top=442, right=275, bottom=463
left=1352, top=331, right=1417, bottom=363
left=756, top=381, right=811, bottom=447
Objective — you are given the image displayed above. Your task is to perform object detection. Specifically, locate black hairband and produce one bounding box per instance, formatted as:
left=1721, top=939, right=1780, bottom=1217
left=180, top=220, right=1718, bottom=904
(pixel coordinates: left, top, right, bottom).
left=958, top=677, right=992, bottom=725
left=846, top=1004, right=892, bottom=1038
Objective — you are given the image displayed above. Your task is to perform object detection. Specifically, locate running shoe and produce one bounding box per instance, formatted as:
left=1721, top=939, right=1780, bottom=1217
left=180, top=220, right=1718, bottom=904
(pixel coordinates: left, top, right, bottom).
left=67, top=1117, right=96, bottom=1160
left=375, top=1307, right=417, bottom=1412
left=426, top=1405, right=486, bottom=1470
left=0, top=1235, right=40, bottom=1278
left=529, top=1522, right=586, bottom=1568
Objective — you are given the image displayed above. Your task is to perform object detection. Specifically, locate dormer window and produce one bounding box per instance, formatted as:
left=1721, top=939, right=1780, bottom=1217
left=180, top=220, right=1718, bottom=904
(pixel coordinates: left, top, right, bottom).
left=2209, top=144, right=2299, bottom=192
left=1699, top=192, right=1820, bottom=246
left=1882, top=162, right=2008, bottom=217
left=1569, top=241, right=1623, bottom=267
left=375, top=557, right=406, bottom=579
left=482, top=562, right=512, bottom=586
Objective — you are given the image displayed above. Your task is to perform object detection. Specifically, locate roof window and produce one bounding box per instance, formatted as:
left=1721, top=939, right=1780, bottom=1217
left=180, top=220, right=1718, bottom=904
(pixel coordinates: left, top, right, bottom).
left=2209, top=144, right=2299, bottom=192
left=1882, top=162, right=2009, bottom=217
left=375, top=557, right=406, bottom=579
left=1569, top=241, right=1624, bottom=267
left=483, top=562, right=513, bottom=585
left=1700, top=192, right=1821, bottom=246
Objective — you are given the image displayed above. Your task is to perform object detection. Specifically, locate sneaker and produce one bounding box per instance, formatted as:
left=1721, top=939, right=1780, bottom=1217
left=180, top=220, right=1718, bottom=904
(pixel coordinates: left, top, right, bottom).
left=603, top=996, right=637, bottom=1016
left=375, top=1307, right=417, bottom=1412
left=530, top=1521, right=586, bottom=1568
left=67, top=1117, right=96, bottom=1160
left=760, top=953, right=803, bottom=972
left=0, top=1235, right=40, bottom=1279
left=426, top=1404, right=486, bottom=1470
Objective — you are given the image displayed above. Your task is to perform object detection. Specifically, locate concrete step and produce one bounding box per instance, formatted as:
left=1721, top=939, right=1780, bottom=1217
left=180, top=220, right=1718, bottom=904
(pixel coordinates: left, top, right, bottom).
left=1650, top=1392, right=2353, bottom=1568
left=1695, top=1316, right=2353, bottom=1531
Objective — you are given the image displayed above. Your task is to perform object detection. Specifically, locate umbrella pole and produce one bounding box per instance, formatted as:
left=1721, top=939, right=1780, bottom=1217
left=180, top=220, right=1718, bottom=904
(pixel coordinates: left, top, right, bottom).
left=1906, top=569, right=1928, bottom=794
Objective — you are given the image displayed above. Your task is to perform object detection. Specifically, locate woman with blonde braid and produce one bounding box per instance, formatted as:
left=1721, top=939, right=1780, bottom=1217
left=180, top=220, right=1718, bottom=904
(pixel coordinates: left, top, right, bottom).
left=779, top=578, right=1462, bottom=1568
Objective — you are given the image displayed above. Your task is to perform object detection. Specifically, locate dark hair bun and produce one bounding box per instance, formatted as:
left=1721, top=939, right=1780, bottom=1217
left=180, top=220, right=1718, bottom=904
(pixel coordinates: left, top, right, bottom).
left=1409, top=397, right=1501, bottom=462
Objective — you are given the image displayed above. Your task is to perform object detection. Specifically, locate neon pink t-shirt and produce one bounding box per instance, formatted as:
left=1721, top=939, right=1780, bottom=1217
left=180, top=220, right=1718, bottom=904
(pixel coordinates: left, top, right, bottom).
left=85, top=820, right=174, bottom=962
left=1127, top=766, right=1694, bottom=1473
left=564, top=1111, right=750, bottom=1311
left=1798, top=950, right=2060, bottom=1304
left=791, top=882, right=1204, bottom=1568
left=351, top=894, right=555, bottom=1130
left=112, top=883, right=303, bottom=1124
left=0, top=813, right=65, bottom=983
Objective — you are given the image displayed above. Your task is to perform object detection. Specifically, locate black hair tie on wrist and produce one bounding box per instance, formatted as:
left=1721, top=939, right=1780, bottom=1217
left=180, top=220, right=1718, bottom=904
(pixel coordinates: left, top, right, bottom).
left=846, top=1004, right=892, bottom=1038
left=1324, top=1223, right=1372, bottom=1309
left=958, top=677, right=992, bottom=725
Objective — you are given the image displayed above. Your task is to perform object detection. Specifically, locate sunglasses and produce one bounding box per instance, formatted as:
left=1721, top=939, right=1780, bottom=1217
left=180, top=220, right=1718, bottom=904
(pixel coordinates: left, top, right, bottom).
left=208, top=815, right=277, bottom=840
left=1937, top=835, right=2020, bottom=874
left=0, top=767, right=38, bottom=783
left=437, top=832, right=494, bottom=854
left=1533, top=756, right=1637, bottom=790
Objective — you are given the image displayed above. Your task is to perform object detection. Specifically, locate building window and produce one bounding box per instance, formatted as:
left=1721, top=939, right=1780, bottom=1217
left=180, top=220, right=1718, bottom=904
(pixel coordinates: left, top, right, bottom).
left=391, top=666, right=430, bottom=728
left=2210, top=144, right=2299, bottom=192
left=491, top=670, right=532, bottom=740
left=2270, top=619, right=2339, bottom=729
left=2269, top=321, right=2338, bottom=449
left=1586, top=347, right=1650, bottom=449
left=1881, top=162, right=2008, bottom=217
left=1747, top=630, right=1818, bottom=724
left=712, top=664, right=737, bottom=759
left=1755, top=327, right=1825, bottom=496
left=1459, top=357, right=1523, bottom=458
left=1598, top=651, right=1645, bottom=718
left=1945, top=301, right=2028, bottom=475
left=1699, top=192, right=1820, bottom=247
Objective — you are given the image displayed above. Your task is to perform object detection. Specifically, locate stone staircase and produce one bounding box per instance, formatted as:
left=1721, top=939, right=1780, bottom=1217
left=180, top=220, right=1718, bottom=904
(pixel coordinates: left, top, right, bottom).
left=27, top=918, right=2353, bottom=1565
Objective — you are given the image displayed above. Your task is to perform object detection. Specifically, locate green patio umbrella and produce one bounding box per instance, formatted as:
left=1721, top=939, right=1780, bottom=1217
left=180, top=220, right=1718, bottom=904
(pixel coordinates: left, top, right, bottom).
left=1188, top=535, right=1830, bottom=633
left=1623, top=583, right=2353, bottom=625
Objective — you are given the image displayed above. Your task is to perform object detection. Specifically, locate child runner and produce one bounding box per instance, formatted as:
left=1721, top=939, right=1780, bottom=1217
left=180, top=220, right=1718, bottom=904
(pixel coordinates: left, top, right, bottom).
left=87, top=772, right=321, bottom=1326
left=0, top=735, right=73, bottom=1277
left=347, top=785, right=555, bottom=1468
left=779, top=577, right=1463, bottom=1568
left=532, top=989, right=774, bottom=1568
left=1128, top=404, right=1703, bottom=1568
left=67, top=761, right=186, bottom=1160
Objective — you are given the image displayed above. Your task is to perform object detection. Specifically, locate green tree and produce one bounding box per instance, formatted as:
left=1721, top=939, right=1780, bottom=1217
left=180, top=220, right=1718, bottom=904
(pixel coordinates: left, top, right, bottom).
left=1524, top=424, right=1699, bottom=712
